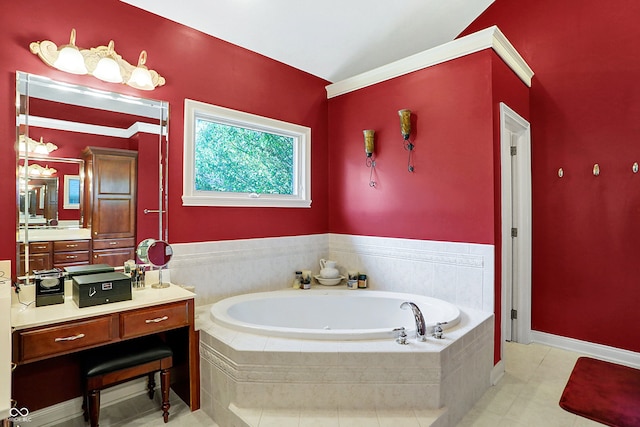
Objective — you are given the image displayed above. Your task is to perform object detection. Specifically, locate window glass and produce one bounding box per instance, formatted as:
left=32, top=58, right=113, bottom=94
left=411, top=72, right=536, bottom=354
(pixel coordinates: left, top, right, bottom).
left=183, top=99, right=311, bottom=208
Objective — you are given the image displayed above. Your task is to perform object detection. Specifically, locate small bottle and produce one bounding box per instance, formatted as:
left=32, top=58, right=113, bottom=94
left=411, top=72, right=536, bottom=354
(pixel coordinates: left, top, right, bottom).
left=293, top=271, right=302, bottom=289
left=357, top=274, right=368, bottom=288
left=302, top=273, right=311, bottom=290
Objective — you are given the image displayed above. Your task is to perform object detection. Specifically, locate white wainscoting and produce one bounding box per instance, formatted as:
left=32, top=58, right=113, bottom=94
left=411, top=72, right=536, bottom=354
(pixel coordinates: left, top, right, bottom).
left=168, top=233, right=495, bottom=312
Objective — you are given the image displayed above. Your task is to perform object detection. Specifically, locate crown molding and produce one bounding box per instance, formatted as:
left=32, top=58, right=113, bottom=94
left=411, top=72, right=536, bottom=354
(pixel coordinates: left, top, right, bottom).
left=326, top=26, right=534, bottom=99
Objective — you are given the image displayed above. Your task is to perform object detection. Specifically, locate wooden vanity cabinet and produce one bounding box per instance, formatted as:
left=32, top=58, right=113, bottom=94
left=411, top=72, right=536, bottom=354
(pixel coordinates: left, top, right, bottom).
left=18, top=242, right=52, bottom=275
left=53, top=239, right=90, bottom=269
left=83, top=147, right=137, bottom=265
left=11, top=298, right=199, bottom=413
left=19, top=240, right=91, bottom=274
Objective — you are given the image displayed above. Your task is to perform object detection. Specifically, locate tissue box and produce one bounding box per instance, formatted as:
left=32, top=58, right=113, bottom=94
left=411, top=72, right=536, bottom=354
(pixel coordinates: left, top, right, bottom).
left=72, top=272, right=131, bottom=308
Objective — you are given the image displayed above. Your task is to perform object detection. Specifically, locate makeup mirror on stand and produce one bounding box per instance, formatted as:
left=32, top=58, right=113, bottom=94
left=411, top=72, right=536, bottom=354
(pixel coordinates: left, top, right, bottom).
left=136, top=238, right=172, bottom=288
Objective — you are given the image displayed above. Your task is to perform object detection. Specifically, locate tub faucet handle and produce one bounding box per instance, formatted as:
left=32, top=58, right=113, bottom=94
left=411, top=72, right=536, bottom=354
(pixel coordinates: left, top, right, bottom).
left=393, top=327, right=408, bottom=345
left=432, top=322, right=447, bottom=339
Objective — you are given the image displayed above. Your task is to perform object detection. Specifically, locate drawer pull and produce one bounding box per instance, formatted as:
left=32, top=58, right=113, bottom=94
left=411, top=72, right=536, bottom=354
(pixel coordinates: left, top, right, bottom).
left=54, top=333, right=86, bottom=342
left=11, top=362, right=17, bottom=372
left=66, top=255, right=78, bottom=259
left=145, top=316, right=169, bottom=324
left=67, top=244, right=79, bottom=248
left=109, top=242, right=118, bottom=245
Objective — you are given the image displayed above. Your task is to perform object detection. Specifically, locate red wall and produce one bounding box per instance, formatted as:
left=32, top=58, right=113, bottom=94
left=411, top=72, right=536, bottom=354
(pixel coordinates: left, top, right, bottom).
left=328, top=50, right=529, bottom=364
left=463, top=1, right=640, bottom=352
left=328, top=52, right=497, bottom=244
left=0, top=0, right=330, bottom=268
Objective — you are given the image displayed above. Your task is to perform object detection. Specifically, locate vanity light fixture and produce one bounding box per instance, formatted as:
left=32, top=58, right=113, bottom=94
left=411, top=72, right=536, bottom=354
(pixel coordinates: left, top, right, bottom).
left=92, top=41, right=123, bottom=83
left=19, top=164, right=57, bottom=177
left=18, top=135, right=58, bottom=155
left=30, top=29, right=165, bottom=90
left=51, top=29, right=88, bottom=75
left=398, top=109, right=415, bottom=172
left=363, top=129, right=377, bottom=187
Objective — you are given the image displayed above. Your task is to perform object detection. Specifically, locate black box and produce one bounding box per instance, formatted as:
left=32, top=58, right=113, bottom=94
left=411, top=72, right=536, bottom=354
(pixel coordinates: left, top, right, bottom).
left=72, top=272, right=132, bottom=308
left=64, top=264, right=114, bottom=278
left=34, top=268, right=64, bottom=307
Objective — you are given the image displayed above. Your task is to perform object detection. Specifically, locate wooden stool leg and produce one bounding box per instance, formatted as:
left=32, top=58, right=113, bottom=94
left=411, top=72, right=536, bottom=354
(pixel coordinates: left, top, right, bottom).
left=147, top=372, right=156, bottom=399
left=160, top=368, right=171, bottom=423
left=82, top=391, right=89, bottom=422
left=88, top=389, right=101, bottom=427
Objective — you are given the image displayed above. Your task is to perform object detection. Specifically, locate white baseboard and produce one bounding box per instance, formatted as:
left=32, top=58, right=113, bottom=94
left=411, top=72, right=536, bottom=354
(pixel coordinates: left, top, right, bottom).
left=490, top=360, right=505, bottom=385
left=531, top=331, right=640, bottom=369
left=26, top=377, right=148, bottom=427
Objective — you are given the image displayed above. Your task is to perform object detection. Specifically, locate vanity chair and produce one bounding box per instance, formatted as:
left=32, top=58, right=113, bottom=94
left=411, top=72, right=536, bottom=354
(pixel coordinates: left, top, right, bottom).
left=82, top=335, right=173, bottom=427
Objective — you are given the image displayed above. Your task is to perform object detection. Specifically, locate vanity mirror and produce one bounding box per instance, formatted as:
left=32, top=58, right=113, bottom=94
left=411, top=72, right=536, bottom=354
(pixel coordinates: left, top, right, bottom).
left=16, top=71, right=169, bottom=279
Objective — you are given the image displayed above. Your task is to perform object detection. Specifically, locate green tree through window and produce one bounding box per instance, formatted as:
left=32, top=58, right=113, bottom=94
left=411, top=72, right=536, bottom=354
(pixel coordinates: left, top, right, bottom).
left=194, top=119, right=294, bottom=195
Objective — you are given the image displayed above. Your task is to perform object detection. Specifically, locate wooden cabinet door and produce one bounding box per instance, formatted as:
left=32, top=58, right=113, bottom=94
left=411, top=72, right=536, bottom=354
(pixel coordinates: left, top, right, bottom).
left=84, top=148, right=137, bottom=240
left=91, top=152, right=137, bottom=239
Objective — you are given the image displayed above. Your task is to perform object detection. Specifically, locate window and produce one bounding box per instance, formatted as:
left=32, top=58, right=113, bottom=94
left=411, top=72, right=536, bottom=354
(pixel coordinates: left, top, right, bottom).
left=63, top=175, right=81, bottom=209
left=183, top=99, right=311, bottom=207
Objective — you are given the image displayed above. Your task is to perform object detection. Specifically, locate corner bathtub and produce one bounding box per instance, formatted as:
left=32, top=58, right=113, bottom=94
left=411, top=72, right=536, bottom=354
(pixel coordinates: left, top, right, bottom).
left=210, top=289, right=461, bottom=340
left=200, top=289, right=494, bottom=427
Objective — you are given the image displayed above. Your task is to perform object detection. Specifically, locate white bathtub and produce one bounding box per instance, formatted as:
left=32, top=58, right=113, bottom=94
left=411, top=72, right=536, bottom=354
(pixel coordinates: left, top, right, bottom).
left=209, top=289, right=461, bottom=340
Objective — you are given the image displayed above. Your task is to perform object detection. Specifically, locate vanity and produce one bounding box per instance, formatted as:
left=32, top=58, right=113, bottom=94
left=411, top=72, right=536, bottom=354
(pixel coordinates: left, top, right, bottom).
left=6, top=72, right=196, bottom=422
left=10, top=282, right=200, bottom=414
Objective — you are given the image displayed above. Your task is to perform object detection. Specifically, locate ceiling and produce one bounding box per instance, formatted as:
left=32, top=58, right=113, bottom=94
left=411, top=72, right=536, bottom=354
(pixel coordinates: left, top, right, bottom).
left=121, top=0, right=494, bottom=83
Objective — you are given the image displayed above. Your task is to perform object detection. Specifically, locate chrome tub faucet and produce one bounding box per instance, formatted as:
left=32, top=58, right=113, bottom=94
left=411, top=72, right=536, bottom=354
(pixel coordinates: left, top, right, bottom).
left=400, top=301, right=427, bottom=341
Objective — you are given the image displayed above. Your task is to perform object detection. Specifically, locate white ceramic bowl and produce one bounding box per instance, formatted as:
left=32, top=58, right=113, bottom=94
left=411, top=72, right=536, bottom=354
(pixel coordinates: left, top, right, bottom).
left=314, top=275, right=345, bottom=286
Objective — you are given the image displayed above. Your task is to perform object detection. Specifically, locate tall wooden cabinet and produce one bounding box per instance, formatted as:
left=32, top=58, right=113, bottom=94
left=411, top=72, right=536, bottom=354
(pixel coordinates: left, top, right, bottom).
left=83, top=147, right=138, bottom=267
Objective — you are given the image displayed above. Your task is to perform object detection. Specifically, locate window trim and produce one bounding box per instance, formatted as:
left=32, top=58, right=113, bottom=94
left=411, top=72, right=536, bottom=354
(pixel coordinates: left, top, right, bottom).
left=183, top=99, right=311, bottom=208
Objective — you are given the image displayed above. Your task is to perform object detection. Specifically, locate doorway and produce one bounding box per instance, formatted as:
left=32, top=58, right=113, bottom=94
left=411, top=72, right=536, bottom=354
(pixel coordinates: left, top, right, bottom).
left=500, top=103, right=532, bottom=354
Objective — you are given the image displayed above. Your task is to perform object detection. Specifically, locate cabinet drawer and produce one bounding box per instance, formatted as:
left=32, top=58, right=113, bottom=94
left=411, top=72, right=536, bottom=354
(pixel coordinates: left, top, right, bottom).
left=92, top=238, right=135, bottom=250
left=120, top=302, right=189, bottom=339
left=54, top=240, right=90, bottom=252
left=17, top=315, right=115, bottom=363
left=92, top=248, right=135, bottom=267
left=53, top=251, right=89, bottom=264
left=26, top=242, right=52, bottom=254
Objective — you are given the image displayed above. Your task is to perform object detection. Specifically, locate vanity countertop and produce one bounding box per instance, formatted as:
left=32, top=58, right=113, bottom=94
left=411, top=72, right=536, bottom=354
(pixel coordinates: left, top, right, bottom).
left=17, top=227, right=92, bottom=242
left=11, top=283, right=195, bottom=331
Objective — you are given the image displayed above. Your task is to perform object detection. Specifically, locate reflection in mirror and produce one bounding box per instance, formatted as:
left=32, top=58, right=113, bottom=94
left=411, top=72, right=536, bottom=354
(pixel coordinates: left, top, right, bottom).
left=147, top=240, right=173, bottom=268
left=16, top=71, right=169, bottom=279
left=135, top=239, right=172, bottom=289
left=135, top=238, right=155, bottom=264
left=18, top=156, right=83, bottom=229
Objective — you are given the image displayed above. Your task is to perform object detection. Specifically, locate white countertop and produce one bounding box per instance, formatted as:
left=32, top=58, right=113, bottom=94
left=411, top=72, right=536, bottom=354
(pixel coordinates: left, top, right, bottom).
left=17, top=227, right=92, bottom=242
left=11, top=282, right=195, bottom=330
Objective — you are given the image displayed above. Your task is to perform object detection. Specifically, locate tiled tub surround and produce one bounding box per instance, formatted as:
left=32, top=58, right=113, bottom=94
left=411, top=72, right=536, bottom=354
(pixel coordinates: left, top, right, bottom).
left=198, top=303, right=493, bottom=427
left=169, top=233, right=494, bottom=313
left=170, top=233, right=495, bottom=425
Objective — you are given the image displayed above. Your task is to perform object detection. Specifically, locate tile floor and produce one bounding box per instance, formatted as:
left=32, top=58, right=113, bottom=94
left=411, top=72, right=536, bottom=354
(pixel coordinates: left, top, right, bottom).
left=52, top=341, right=604, bottom=426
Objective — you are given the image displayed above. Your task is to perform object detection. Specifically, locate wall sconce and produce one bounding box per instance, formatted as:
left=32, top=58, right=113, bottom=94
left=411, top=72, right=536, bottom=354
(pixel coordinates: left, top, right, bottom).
left=29, top=29, right=165, bottom=91
left=363, top=129, right=377, bottom=187
left=19, top=135, right=58, bottom=155
left=398, top=109, right=415, bottom=172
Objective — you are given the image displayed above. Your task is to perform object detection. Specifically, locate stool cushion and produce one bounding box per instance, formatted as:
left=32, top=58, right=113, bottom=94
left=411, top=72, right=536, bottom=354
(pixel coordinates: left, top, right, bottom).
left=84, top=335, right=173, bottom=378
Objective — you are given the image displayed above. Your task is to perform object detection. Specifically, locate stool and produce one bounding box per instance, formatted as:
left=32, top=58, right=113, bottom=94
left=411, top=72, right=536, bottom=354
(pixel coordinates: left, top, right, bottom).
left=82, top=336, right=173, bottom=427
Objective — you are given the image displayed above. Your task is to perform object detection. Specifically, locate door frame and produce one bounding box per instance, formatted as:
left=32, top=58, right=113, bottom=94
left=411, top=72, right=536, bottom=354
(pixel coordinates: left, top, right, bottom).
left=500, top=102, right=532, bottom=356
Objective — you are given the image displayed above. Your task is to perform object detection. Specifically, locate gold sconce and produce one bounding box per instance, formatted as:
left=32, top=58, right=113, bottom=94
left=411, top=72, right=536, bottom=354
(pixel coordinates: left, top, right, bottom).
left=19, top=135, right=58, bottom=155
left=398, top=109, right=415, bottom=172
left=363, top=129, right=377, bottom=187
left=30, top=29, right=165, bottom=91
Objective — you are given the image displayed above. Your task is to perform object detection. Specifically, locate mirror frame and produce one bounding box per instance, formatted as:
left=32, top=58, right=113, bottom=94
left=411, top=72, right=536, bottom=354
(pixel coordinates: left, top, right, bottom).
left=16, top=71, right=170, bottom=278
